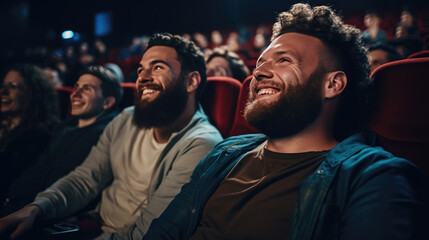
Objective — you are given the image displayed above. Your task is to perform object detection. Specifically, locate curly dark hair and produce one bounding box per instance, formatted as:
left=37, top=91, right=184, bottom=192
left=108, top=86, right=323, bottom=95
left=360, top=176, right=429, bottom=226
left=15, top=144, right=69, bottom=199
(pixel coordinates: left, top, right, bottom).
left=1, top=64, right=59, bottom=148
left=78, top=65, right=123, bottom=114
left=272, top=3, right=372, bottom=140
left=147, top=33, right=206, bottom=103
left=205, top=46, right=250, bottom=82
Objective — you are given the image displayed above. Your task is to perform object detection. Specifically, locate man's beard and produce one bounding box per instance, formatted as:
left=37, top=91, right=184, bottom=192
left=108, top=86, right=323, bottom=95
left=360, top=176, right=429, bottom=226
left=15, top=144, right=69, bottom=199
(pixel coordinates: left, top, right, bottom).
left=133, top=75, right=188, bottom=129
left=244, top=72, right=323, bottom=139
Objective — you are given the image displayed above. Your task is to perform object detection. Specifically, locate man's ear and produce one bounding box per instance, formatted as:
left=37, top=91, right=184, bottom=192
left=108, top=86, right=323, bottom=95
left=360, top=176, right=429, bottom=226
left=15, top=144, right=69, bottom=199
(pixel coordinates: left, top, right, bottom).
left=186, top=71, right=201, bottom=93
left=323, top=71, right=347, bottom=99
left=103, top=96, right=116, bottom=110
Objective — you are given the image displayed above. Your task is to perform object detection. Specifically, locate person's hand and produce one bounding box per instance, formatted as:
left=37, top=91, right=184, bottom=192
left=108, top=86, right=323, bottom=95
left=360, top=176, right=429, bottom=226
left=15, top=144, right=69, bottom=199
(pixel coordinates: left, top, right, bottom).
left=0, top=205, right=41, bottom=239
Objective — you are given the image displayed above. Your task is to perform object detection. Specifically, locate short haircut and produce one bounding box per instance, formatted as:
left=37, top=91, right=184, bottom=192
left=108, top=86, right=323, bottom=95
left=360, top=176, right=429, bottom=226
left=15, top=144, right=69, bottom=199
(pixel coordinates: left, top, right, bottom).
left=205, top=46, right=250, bottom=81
left=402, top=5, right=416, bottom=17
left=368, top=42, right=403, bottom=62
left=78, top=65, right=123, bottom=113
left=272, top=3, right=371, bottom=140
left=146, top=33, right=206, bottom=103
left=365, top=9, right=380, bottom=17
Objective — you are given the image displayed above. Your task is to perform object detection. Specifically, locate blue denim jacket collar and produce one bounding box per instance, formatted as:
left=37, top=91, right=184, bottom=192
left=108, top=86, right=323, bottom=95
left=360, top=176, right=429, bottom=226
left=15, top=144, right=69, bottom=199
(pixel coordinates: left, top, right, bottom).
left=288, top=131, right=376, bottom=240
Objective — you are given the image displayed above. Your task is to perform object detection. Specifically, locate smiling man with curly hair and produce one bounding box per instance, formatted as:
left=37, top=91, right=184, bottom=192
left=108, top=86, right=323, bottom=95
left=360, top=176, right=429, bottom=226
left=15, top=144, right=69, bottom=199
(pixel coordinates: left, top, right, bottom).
left=142, top=4, right=427, bottom=240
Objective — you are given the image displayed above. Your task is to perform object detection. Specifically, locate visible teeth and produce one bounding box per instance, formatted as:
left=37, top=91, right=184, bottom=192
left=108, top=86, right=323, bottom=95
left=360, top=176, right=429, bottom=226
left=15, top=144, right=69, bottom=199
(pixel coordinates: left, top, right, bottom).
left=72, top=101, right=83, bottom=106
left=142, top=89, right=156, bottom=94
left=257, top=89, right=276, bottom=95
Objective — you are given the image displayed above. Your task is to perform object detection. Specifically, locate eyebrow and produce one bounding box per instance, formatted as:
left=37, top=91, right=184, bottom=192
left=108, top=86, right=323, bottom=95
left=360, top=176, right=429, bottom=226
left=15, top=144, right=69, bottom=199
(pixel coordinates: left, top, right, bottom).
left=273, top=50, right=300, bottom=60
left=256, top=50, right=301, bottom=66
left=138, top=59, right=173, bottom=69
left=74, top=83, right=97, bottom=88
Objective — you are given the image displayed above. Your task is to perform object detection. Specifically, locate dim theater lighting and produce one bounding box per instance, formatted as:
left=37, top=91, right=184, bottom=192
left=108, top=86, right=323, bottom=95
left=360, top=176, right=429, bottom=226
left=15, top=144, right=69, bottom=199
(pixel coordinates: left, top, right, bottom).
left=62, top=30, right=74, bottom=39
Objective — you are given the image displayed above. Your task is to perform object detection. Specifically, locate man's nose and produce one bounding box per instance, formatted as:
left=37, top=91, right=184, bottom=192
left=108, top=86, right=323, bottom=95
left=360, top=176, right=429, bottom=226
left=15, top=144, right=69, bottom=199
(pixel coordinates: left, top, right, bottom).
left=71, top=87, right=83, bottom=97
left=253, top=61, right=274, bottom=81
left=136, top=69, right=154, bottom=84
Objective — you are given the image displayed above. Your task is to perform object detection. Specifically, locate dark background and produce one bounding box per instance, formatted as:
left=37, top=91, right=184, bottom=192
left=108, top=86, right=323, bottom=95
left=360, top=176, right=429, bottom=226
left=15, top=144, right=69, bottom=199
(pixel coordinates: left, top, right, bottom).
left=0, top=0, right=428, bottom=55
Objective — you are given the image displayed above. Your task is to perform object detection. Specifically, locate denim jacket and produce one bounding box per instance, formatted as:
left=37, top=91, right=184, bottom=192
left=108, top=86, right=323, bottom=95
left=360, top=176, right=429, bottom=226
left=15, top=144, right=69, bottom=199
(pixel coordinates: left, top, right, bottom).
left=144, top=131, right=427, bottom=240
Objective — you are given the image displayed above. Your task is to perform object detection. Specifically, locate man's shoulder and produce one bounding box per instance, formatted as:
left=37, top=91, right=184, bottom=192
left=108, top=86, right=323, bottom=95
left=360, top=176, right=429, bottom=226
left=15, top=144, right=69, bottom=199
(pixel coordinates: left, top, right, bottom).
left=219, top=134, right=267, bottom=148
left=334, top=132, right=420, bottom=178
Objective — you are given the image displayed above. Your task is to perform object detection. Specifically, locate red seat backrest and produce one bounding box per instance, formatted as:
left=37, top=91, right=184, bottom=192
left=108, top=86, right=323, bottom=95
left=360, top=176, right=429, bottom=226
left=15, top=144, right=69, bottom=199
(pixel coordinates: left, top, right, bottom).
left=367, top=58, right=429, bottom=176
left=55, top=86, right=74, bottom=120
left=120, top=82, right=136, bottom=110
left=201, top=76, right=242, bottom=138
left=407, top=50, right=429, bottom=59
left=229, top=75, right=260, bottom=137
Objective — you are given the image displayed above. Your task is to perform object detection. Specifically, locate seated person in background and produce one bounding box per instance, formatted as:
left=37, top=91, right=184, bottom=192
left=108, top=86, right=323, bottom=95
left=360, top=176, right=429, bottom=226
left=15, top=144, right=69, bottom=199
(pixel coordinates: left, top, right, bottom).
left=0, top=33, right=223, bottom=240
left=0, top=64, right=59, bottom=203
left=205, top=46, right=250, bottom=82
left=361, top=9, right=387, bottom=46
left=368, top=42, right=402, bottom=72
left=143, top=4, right=427, bottom=240
left=0, top=65, right=122, bottom=217
left=397, top=6, right=419, bottom=37
left=390, top=24, right=422, bottom=58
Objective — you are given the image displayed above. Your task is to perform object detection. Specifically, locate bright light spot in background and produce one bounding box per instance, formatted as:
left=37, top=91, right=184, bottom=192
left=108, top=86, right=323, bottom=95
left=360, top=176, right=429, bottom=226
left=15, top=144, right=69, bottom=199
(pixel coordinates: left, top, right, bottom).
left=62, top=30, right=74, bottom=39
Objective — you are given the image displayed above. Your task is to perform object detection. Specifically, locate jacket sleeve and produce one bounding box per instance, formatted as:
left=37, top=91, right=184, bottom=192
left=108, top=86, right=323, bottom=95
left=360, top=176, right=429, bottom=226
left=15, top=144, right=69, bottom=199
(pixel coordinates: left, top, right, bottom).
left=30, top=114, right=123, bottom=220
left=336, top=154, right=428, bottom=240
left=107, top=133, right=222, bottom=240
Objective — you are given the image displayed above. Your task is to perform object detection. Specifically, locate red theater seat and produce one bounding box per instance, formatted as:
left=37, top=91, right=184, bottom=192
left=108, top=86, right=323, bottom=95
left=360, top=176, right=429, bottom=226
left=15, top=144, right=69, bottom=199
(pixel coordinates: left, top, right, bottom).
left=407, top=50, right=429, bottom=59
left=201, top=77, right=242, bottom=138
left=120, top=82, right=136, bottom=110
left=367, top=58, right=429, bottom=176
left=229, top=75, right=260, bottom=137
left=55, top=86, right=74, bottom=120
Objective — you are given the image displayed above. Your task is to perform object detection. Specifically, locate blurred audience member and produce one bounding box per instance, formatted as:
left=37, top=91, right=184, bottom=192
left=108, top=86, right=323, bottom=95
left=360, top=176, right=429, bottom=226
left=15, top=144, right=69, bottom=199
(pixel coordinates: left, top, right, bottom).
left=390, top=24, right=422, bottom=58
left=193, top=32, right=209, bottom=53
left=361, top=9, right=387, bottom=46
left=94, top=38, right=109, bottom=64
left=253, top=25, right=270, bottom=54
left=210, top=30, right=224, bottom=49
left=226, top=32, right=241, bottom=53
left=0, top=64, right=59, bottom=202
left=398, top=6, right=419, bottom=37
left=43, top=67, right=63, bottom=88
left=182, top=33, right=192, bottom=42
left=368, top=42, right=402, bottom=72
left=0, top=66, right=122, bottom=217
left=79, top=42, right=90, bottom=56
left=205, top=46, right=250, bottom=82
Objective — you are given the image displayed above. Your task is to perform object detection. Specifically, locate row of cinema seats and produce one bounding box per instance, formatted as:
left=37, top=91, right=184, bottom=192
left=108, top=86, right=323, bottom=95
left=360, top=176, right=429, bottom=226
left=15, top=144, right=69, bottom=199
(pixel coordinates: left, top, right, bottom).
left=54, top=56, right=429, bottom=177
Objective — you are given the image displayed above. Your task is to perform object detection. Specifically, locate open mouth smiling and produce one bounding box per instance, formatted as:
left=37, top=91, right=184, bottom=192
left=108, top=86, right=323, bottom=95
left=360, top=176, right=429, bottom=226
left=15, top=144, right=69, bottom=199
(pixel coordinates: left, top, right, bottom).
left=71, top=99, right=85, bottom=107
left=255, top=84, right=281, bottom=98
left=139, top=83, right=163, bottom=96
left=1, top=98, right=11, bottom=104
left=141, top=88, right=158, bottom=95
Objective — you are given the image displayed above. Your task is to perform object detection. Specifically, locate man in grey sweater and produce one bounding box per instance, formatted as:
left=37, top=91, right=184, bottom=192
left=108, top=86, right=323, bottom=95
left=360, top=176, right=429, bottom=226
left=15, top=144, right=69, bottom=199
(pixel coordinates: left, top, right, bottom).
left=0, top=33, right=223, bottom=239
